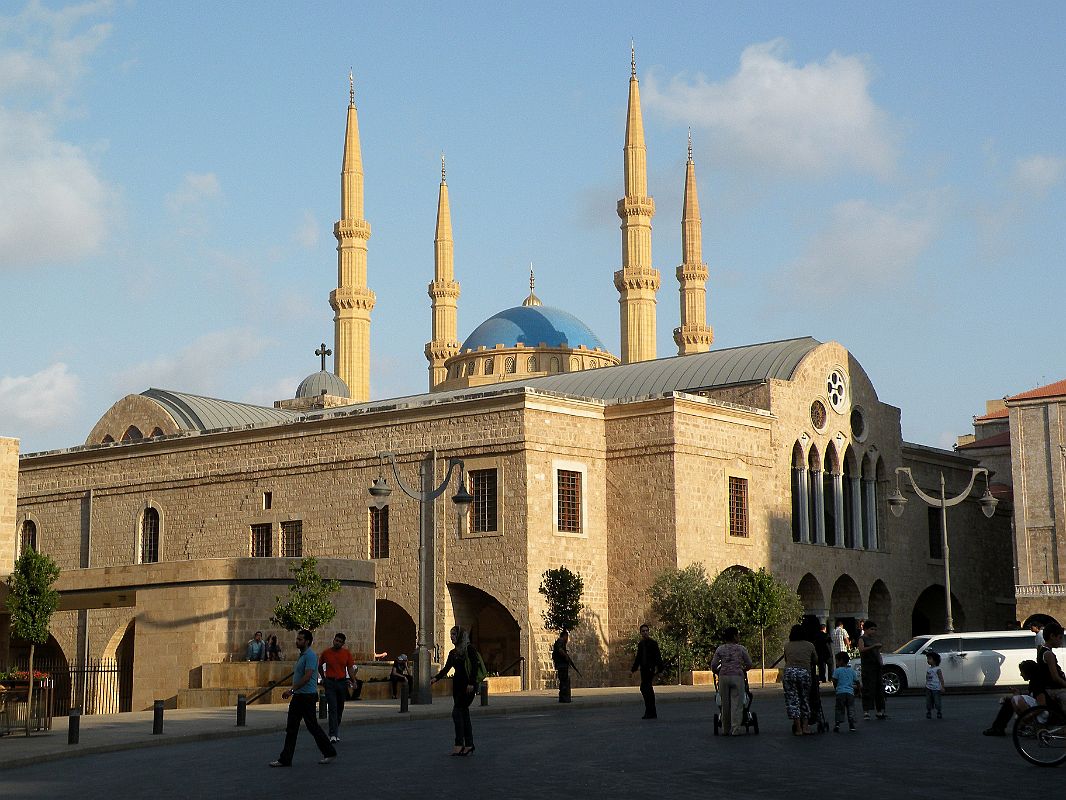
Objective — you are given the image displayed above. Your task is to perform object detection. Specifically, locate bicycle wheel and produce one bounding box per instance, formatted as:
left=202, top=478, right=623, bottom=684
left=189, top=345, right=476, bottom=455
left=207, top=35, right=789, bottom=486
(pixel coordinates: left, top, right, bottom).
left=1014, top=705, right=1066, bottom=767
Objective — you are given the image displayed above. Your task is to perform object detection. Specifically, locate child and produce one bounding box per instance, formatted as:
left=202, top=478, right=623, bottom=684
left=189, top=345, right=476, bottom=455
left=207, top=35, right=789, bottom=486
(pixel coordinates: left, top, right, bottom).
left=983, top=660, right=1042, bottom=736
left=831, top=651, right=860, bottom=732
left=925, top=651, right=945, bottom=719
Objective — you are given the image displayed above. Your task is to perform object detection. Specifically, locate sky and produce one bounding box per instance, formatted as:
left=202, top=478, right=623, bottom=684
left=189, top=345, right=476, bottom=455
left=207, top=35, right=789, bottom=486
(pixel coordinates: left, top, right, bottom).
left=2, top=1, right=1065, bottom=455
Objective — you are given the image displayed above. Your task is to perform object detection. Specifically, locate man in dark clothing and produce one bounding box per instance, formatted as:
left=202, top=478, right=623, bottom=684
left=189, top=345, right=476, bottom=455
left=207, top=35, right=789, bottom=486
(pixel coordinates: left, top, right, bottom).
left=552, top=630, right=576, bottom=703
left=631, top=624, right=664, bottom=719
left=857, top=620, right=887, bottom=720
left=815, top=623, right=833, bottom=682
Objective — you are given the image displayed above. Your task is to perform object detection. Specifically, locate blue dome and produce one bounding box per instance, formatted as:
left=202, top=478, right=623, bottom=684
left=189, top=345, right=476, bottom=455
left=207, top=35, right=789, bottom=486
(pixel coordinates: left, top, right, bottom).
left=460, top=305, right=608, bottom=352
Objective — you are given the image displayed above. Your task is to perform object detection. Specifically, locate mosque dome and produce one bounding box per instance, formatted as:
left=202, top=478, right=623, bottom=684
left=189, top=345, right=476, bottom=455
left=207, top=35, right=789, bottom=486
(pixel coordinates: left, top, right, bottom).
left=296, top=370, right=350, bottom=399
left=460, top=305, right=608, bottom=353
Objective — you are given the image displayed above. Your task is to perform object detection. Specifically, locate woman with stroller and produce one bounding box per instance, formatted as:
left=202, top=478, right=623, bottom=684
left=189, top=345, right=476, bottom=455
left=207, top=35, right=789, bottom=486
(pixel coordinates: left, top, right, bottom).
left=710, top=627, right=753, bottom=736
left=782, top=624, right=818, bottom=735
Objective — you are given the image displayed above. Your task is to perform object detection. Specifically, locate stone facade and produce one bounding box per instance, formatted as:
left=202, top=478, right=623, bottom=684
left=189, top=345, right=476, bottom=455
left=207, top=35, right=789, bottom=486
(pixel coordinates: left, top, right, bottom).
left=0, top=437, right=17, bottom=577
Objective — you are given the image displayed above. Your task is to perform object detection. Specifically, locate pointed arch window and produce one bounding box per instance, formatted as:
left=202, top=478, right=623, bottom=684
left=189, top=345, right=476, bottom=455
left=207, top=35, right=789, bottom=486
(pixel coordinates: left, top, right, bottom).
left=527, top=356, right=538, bottom=372
left=484, top=357, right=495, bottom=375
left=19, top=520, right=37, bottom=555
left=505, top=356, right=516, bottom=374
left=140, top=507, right=160, bottom=564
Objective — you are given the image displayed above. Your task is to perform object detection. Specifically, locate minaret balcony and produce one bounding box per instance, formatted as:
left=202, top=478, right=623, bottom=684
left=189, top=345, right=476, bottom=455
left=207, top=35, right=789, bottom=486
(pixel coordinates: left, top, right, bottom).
left=676, top=264, right=709, bottom=282
left=333, top=219, right=372, bottom=239
left=613, top=268, right=661, bottom=293
left=616, top=197, right=656, bottom=217
left=330, top=286, right=376, bottom=311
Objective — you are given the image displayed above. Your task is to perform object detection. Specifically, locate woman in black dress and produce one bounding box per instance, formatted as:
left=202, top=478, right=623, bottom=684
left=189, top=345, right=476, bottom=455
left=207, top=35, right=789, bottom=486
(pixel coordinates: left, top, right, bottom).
left=431, top=625, right=480, bottom=755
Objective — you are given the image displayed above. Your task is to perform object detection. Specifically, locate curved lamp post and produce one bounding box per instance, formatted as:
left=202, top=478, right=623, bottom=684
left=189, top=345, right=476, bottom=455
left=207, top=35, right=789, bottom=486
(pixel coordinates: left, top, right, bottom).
left=887, top=466, right=998, bottom=633
left=368, top=449, right=471, bottom=704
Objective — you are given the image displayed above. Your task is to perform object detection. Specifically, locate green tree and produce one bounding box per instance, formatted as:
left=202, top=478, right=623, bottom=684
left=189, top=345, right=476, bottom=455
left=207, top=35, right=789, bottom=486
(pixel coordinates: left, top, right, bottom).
left=712, top=567, right=801, bottom=684
left=648, top=564, right=718, bottom=676
left=271, top=557, right=341, bottom=632
left=5, top=549, right=60, bottom=736
left=538, top=566, right=584, bottom=632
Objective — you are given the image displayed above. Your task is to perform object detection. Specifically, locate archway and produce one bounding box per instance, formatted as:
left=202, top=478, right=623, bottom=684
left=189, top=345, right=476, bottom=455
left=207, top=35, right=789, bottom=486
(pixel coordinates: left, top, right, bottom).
left=823, top=448, right=840, bottom=546
left=6, top=633, right=70, bottom=716
left=830, top=574, right=863, bottom=640
left=797, top=573, right=826, bottom=619
left=375, top=599, right=416, bottom=660
left=447, top=583, right=521, bottom=676
left=791, top=442, right=806, bottom=543
left=1022, top=612, right=1059, bottom=629
left=100, top=619, right=135, bottom=713
left=911, top=585, right=966, bottom=636
left=868, top=580, right=894, bottom=647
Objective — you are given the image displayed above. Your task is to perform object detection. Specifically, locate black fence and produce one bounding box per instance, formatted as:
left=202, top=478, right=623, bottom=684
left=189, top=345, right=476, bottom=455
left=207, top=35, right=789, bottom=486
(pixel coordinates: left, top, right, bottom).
left=5, top=657, right=133, bottom=715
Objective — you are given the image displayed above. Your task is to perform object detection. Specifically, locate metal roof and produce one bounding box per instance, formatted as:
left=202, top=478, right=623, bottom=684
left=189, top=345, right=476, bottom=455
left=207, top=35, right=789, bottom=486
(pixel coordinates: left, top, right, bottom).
left=141, top=388, right=299, bottom=432
left=296, top=370, right=350, bottom=399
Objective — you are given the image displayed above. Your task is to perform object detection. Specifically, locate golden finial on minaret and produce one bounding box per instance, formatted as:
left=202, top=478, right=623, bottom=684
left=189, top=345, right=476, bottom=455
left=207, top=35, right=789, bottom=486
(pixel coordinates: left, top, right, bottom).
left=523, top=262, right=542, bottom=307
left=530, top=264, right=535, bottom=294
left=631, top=40, right=636, bottom=77
left=441, top=152, right=446, bottom=183
left=349, top=68, right=355, bottom=106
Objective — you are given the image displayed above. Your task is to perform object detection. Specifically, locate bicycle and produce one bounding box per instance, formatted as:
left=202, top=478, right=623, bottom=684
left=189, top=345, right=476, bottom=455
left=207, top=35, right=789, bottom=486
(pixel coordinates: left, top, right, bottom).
left=1014, top=704, right=1066, bottom=767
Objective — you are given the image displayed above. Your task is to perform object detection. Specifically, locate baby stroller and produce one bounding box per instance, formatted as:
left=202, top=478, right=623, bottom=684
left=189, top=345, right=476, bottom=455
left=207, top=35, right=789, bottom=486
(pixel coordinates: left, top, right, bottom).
left=808, top=672, right=830, bottom=733
left=712, top=673, right=759, bottom=735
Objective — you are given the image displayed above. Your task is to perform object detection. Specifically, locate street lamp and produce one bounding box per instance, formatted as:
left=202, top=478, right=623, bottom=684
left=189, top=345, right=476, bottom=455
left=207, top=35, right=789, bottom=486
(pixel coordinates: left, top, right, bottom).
left=887, top=466, right=998, bottom=633
left=367, top=449, right=471, bottom=704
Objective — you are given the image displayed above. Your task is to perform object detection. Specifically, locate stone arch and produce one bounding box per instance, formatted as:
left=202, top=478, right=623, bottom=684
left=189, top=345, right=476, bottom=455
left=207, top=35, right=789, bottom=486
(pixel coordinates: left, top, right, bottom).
left=797, top=573, right=826, bottom=618
left=150, top=427, right=164, bottom=438
left=139, top=506, right=161, bottom=564
left=791, top=441, right=807, bottom=543
left=101, top=618, right=135, bottom=712
left=527, top=356, right=538, bottom=372
left=447, top=582, right=521, bottom=676
left=868, top=580, right=893, bottom=646
left=101, top=434, right=115, bottom=444
left=484, top=357, right=494, bottom=375
left=842, top=445, right=858, bottom=548
left=830, top=574, right=863, bottom=618
left=122, top=426, right=143, bottom=442
left=1023, top=612, right=1059, bottom=629
left=807, top=443, right=822, bottom=544
left=18, top=517, right=38, bottom=554
left=550, top=356, right=560, bottom=373
left=911, top=584, right=966, bottom=636
left=504, top=356, right=516, bottom=374
left=375, top=599, right=416, bottom=659
left=823, top=446, right=840, bottom=546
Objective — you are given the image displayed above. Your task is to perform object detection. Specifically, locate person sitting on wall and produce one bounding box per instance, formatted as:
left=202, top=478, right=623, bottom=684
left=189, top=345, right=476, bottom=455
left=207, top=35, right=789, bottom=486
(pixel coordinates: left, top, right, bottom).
left=246, top=631, right=266, bottom=661
left=390, top=654, right=413, bottom=699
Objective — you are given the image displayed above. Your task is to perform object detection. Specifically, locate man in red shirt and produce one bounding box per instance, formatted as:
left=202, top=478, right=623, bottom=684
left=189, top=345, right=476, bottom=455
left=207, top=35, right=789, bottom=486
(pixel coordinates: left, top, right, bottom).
left=319, top=633, right=356, bottom=743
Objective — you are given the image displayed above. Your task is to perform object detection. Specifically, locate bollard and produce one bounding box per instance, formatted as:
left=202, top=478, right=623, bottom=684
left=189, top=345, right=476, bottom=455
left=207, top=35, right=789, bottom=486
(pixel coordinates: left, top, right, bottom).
left=480, top=680, right=489, bottom=706
left=318, top=690, right=327, bottom=720
left=399, top=682, right=409, bottom=713
left=152, top=700, right=164, bottom=735
left=68, top=707, right=81, bottom=745
left=236, top=694, right=247, bottom=727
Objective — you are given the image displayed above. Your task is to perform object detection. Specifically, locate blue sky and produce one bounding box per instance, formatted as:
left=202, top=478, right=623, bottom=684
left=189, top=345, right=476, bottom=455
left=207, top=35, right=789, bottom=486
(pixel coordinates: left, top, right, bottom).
left=2, top=1, right=1064, bottom=455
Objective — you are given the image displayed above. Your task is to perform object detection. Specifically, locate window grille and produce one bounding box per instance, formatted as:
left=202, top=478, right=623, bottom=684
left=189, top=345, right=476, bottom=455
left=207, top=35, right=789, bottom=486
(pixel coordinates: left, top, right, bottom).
left=370, top=506, right=389, bottom=558
left=729, top=477, right=749, bottom=538
left=557, top=470, right=582, bottom=533
left=19, top=520, right=37, bottom=555
left=281, top=520, right=303, bottom=558
left=469, top=469, right=498, bottom=533
left=141, top=508, right=160, bottom=563
left=251, top=523, right=272, bottom=557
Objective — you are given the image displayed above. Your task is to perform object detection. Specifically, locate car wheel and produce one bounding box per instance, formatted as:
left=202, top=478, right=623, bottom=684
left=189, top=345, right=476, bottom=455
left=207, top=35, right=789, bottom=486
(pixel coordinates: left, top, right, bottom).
left=882, top=668, right=904, bottom=696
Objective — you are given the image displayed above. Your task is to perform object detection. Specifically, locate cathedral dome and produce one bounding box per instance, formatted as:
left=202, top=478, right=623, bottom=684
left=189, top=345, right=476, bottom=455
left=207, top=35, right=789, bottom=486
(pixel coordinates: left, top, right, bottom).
left=460, top=305, right=608, bottom=352
left=296, top=370, right=350, bottom=399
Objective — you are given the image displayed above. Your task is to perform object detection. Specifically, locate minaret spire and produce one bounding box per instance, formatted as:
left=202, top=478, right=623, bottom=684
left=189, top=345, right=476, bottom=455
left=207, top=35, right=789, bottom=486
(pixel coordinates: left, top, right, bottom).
left=673, top=134, right=713, bottom=355
left=330, top=72, right=375, bottom=401
left=425, top=154, right=461, bottom=390
left=614, top=43, right=660, bottom=364
left=523, top=263, right=541, bottom=307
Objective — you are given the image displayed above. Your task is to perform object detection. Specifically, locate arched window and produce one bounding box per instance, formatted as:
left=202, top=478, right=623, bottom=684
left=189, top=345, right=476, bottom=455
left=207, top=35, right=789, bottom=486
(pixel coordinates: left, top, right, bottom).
left=122, top=426, right=143, bottom=442
left=484, top=357, right=494, bottom=375
left=150, top=427, right=164, bottom=438
left=19, top=520, right=37, bottom=555
left=101, top=434, right=115, bottom=444
left=527, top=356, right=538, bottom=372
left=465, top=360, right=475, bottom=376
left=140, top=507, right=160, bottom=564
left=569, top=357, right=579, bottom=371
left=505, top=356, right=516, bottom=374
left=550, top=357, right=560, bottom=373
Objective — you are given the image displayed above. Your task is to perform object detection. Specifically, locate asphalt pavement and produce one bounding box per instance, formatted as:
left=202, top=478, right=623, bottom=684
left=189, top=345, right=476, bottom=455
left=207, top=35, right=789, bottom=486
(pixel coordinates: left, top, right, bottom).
left=2, top=686, right=1061, bottom=799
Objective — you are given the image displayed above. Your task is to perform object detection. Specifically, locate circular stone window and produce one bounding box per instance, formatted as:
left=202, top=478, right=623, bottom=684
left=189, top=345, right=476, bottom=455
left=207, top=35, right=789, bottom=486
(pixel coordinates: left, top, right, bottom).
left=810, top=400, right=827, bottom=431
left=851, top=407, right=867, bottom=441
left=826, top=369, right=848, bottom=413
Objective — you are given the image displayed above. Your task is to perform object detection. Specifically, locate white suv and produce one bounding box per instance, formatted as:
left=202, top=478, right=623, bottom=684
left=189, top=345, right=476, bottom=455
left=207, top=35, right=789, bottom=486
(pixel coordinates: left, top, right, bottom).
left=877, top=630, right=1051, bottom=695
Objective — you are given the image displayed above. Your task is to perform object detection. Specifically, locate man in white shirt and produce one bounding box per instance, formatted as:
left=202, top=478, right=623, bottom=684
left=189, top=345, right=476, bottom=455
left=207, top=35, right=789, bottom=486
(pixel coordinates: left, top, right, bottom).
left=831, top=620, right=851, bottom=658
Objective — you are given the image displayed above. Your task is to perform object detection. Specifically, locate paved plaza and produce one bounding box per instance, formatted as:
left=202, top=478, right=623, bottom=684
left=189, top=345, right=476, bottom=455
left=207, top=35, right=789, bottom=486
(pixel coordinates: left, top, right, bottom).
left=2, top=688, right=1062, bottom=798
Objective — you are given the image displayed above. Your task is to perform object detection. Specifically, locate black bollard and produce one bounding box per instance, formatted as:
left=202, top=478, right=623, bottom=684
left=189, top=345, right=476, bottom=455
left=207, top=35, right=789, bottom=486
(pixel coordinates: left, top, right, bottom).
left=399, top=682, right=409, bottom=713
left=152, top=700, right=164, bottom=735
left=318, top=690, right=327, bottom=720
left=480, top=680, right=489, bottom=706
left=236, top=694, right=247, bottom=727
left=68, top=707, right=81, bottom=745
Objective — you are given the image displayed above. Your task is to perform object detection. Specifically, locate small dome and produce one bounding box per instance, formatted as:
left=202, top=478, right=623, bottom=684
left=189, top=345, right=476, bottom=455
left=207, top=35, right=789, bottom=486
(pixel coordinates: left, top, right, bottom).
left=296, top=371, right=350, bottom=399
left=461, top=305, right=608, bottom=352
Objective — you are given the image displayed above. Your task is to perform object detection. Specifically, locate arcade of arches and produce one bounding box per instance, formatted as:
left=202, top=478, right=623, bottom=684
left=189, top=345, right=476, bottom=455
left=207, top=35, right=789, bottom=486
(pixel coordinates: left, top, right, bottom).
left=791, top=442, right=885, bottom=550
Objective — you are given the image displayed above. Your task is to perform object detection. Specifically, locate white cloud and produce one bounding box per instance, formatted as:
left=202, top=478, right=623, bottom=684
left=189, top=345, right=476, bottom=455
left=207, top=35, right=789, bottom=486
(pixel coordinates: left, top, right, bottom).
left=0, top=1, right=114, bottom=269
left=643, top=39, right=897, bottom=178
left=295, top=210, right=319, bottom=248
left=0, top=362, right=80, bottom=431
left=166, top=172, right=222, bottom=213
left=114, top=329, right=271, bottom=396
left=783, top=193, right=944, bottom=294
left=1011, top=154, right=1066, bottom=198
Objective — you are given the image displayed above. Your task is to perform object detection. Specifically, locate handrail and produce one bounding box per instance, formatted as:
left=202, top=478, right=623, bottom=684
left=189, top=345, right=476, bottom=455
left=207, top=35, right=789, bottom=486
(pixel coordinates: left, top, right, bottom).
left=245, top=671, right=293, bottom=705
left=497, top=656, right=525, bottom=676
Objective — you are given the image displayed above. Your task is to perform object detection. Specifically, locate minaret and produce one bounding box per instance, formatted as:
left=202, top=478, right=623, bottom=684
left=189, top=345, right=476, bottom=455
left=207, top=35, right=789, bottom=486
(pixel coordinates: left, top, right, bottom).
left=614, top=44, right=660, bottom=364
left=425, top=155, right=461, bottom=390
left=330, top=71, right=376, bottom=402
left=673, top=131, right=713, bottom=355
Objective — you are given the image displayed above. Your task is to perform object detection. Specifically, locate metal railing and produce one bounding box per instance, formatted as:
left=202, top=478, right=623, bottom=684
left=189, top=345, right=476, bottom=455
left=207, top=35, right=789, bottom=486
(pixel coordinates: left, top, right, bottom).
left=4, top=657, right=133, bottom=716
left=1016, top=583, right=1066, bottom=598
left=245, top=671, right=293, bottom=705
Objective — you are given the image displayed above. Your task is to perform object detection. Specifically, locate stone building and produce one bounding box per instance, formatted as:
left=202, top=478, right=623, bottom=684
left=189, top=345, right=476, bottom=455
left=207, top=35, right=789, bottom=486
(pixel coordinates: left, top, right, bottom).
left=2, top=56, right=1015, bottom=708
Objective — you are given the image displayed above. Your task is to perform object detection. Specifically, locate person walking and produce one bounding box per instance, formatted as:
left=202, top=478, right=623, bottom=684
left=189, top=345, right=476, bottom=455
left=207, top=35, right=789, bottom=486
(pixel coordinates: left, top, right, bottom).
left=815, top=623, right=832, bottom=682
left=631, top=624, right=664, bottom=720
left=782, top=624, right=818, bottom=735
left=269, top=629, right=337, bottom=767
left=710, top=627, right=753, bottom=735
left=318, top=632, right=355, bottom=743
left=925, top=651, right=945, bottom=719
left=831, top=651, right=860, bottom=732
left=431, top=626, right=483, bottom=756
left=552, top=630, right=578, bottom=703
left=857, top=620, right=887, bottom=720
